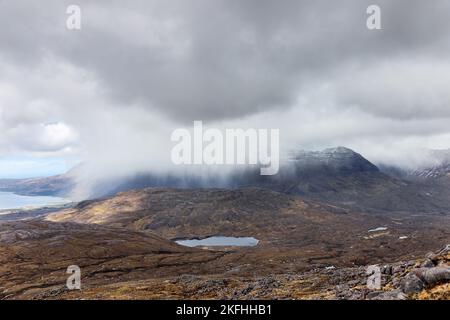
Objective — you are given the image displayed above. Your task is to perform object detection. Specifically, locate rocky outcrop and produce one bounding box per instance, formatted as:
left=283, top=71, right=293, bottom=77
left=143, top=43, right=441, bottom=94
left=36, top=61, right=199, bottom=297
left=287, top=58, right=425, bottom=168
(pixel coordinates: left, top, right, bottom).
left=332, top=244, right=450, bottom=300
left=50, top=245, right=449, bottom=300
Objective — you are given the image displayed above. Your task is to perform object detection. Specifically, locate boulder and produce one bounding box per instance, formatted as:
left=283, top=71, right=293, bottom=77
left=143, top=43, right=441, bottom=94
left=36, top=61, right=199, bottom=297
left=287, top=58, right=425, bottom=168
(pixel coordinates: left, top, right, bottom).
left=419, top=267, right=450, bottom=286
left=400, top=274, right=425, bottom=294
left=420, top=259, right=435, bottom=268
left=372, top=290, right=407, bottom=300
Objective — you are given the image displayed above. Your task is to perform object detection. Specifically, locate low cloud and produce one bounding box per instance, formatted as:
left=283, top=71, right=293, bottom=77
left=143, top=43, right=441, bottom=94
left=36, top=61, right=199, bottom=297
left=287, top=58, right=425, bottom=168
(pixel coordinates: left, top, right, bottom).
left=0, top=0, right=450, bottom=190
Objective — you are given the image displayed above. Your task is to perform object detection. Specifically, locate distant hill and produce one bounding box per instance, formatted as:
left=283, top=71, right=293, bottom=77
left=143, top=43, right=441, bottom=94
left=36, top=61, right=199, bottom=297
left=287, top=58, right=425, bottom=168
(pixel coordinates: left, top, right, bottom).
left=0, top=174, right=73, bottom=197
left=380, top=149, right=450, bottom=181
left=408, top=149, right=450, bottom=180
left=2, top=147, right=450, bottom=214
left=0, top=166, right=78, bottom=197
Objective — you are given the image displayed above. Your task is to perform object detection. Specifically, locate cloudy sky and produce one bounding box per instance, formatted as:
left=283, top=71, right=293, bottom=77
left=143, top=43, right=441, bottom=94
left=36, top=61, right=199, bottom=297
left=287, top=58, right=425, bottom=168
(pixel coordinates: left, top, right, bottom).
left=1, top=0, right=450, bottom=180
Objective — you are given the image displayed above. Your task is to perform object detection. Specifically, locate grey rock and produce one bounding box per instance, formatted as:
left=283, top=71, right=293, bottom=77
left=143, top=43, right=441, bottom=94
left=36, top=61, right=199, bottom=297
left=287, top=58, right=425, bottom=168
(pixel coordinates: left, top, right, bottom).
left=420, top=259, right=435, bottom=268
left=366, top=291, right=383, bottom=299
left=347, top=279, right=360, bottom=286
left=381, top=265, right=393, bottom=275
left=415, top=267, right=450, bottom=286
left=393, top=265, right=405, bottom=274
left=405, top=261, right=416, bottom=267
left=372, top=290, right=407, bottom=300
left=425, top=251, right=437, bottom=260
left=240, top=285, right=254, bottom=295
left=436, top=244, right=450, bottom=255
left=392, top=277, right=401, bottom=288
left=335, top=284, right=349, bottom=293
left=400, top=274, right=425, bottom=294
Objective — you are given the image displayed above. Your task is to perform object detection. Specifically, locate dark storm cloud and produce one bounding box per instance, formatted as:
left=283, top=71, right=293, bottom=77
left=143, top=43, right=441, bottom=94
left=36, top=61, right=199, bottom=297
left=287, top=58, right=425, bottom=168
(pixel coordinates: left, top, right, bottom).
left=1, top=0, right=450, bottom=189
left=1, top=0, right=450, bottom=122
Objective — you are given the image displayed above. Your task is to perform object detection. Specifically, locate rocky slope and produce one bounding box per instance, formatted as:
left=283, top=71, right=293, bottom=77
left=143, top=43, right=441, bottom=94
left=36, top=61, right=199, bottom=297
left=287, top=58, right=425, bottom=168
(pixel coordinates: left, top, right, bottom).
left=61, top=244, right=448, bottom=300
left=1, top=187, right=448, bottom=299
left=45, top=188, right=450, bottom=273
left=409, top=149, right=450, bottom=180
left=0, top=219, right=225, bottom=299
left=1, top=216, right=448, bottom=300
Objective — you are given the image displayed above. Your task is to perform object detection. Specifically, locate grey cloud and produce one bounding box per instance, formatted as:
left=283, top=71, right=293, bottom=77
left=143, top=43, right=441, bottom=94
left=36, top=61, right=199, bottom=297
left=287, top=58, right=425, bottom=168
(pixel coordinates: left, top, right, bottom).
left=1, top=0, right=450, bottom=185
left=2, top=0, right=450, bottom=122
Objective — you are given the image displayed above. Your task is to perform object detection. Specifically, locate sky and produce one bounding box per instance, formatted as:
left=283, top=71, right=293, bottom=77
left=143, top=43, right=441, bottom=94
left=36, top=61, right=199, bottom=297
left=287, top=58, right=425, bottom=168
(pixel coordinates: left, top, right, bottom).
left=1, top=0, right=450, bottom=184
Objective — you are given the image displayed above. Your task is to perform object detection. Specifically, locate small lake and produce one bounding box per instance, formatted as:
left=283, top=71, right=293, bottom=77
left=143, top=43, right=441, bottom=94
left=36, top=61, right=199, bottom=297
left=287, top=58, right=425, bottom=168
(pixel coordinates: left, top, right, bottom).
left=0, top=192, right=69, bottom=211
left=176, top=236, right=259, bottom=247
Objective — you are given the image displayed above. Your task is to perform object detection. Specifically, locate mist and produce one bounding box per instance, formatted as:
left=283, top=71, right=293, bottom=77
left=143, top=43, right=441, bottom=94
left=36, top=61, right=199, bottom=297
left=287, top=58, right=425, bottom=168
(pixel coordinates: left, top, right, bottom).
left=1, top=0, right=450, bottom=198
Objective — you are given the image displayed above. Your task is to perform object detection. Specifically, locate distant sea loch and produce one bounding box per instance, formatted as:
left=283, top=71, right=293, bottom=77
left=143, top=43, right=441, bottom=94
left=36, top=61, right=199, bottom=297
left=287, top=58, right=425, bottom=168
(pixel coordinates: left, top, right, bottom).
left=0, top=192, right=69, bottom=211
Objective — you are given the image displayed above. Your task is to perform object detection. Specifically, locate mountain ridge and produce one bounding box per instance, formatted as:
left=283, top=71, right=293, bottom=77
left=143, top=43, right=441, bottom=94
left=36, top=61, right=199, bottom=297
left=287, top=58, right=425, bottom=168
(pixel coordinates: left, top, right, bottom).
left=2, top=147, right=450, bottom=214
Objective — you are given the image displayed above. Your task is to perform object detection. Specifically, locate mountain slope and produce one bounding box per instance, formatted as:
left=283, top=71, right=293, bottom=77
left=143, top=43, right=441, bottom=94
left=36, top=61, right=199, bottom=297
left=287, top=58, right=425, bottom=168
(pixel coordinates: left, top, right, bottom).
left=0, top=219, right=223, bottom=299
left=3, top=147, right=450, bottom=214
left=3, top=187, right=449, bottom=299
left=235, top=147, right=450, bottom=214
left=409, top=149, right=450, bottom=180
left=46, top=187, right=450, bottom=269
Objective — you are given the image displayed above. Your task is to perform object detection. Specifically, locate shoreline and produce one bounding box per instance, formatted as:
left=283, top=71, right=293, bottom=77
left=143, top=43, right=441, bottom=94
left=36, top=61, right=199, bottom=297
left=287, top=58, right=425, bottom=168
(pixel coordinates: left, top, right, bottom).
left=0, top=202, right=75, bottom=221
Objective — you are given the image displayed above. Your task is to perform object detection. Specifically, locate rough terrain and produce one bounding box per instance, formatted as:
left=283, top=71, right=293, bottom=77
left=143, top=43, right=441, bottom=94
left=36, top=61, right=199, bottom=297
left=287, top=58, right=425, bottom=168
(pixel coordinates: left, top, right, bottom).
left=0, top=188, right=448, bottom=299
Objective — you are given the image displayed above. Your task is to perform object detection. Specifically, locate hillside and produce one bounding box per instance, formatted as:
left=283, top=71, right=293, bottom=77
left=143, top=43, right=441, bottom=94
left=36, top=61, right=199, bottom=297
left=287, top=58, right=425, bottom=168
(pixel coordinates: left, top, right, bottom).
left=3, top=147, right=450, bottom=216
left=0, top=219, right=223, bottom=299
left=46, top=188, right=450, bottom=271
left=1, top=187, right=448, bottom=299
left=235, top=147, right=450, bottom=214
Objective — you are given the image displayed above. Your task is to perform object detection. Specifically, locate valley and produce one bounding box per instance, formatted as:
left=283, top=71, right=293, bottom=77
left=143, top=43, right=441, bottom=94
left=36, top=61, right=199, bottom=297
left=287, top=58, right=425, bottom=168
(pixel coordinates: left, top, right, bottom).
left=0, top=147, right=449, bottom=300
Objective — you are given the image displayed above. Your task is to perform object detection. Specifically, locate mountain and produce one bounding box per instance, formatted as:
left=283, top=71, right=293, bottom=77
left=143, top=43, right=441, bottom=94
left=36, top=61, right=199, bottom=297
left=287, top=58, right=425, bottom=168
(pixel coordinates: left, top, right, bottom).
left=409, top=150, right=450, bottom=180
left=289, top=146, right=380, bottom=173
left=2, top=147, right=448, bottom=300
left=380, top=149, right=450, bottom=181
left=236, top=147, right=391, bottom=194
left=2, top=146, right=450, bottom=214
left=234, top=147, right=450, bottom=214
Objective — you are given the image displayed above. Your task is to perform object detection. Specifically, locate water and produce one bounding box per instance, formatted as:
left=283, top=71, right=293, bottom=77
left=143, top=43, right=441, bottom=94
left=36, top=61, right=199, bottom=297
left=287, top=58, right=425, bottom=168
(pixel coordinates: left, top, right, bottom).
left=368, top=227, right=388, bottom=233
left=176, top=236, right=259, bottom=247
left=0, top=192, right=69, bottom=211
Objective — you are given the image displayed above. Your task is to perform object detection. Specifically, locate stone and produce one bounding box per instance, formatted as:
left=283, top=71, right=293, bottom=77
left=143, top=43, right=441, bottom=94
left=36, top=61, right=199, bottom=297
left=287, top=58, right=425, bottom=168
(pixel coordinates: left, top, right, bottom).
left=418, top=267, right=450, bottom=286
left=366, top=291, right=383, bottom=299
left=381, top=265, right=393, bottom=275
left=400, top=274, right=425, bottom=294
left=372, top=290, right=407, bottom=300
left=393, top=265, right=405, bottom=274
left=392, top=277, right=401, bottom=288
left=420, top=259, right=435, bottom=268
left=436, top=244, right=450, bottom=255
